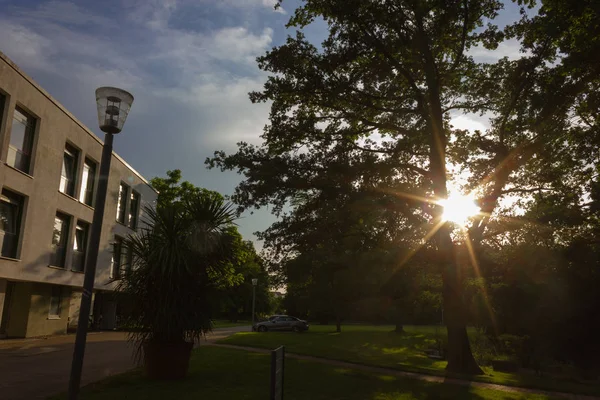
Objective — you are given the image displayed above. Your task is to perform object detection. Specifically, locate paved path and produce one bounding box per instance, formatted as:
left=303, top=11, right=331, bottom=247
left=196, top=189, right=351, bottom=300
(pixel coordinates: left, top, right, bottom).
left=211, top=344, right=599, bottom=400
left=0, top=326, right=250, bottom=400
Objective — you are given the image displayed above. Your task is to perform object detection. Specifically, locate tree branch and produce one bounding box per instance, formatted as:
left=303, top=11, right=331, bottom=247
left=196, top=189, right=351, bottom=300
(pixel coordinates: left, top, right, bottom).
left=499, top=187, right=553, bottom=195
left=450, top=0, right=469, bottom=73
left=345, top=140, right=394, bottom=154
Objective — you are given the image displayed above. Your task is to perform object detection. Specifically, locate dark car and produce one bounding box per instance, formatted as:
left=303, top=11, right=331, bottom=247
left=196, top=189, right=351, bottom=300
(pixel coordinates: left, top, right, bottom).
left=253, top=315, right=309, bottom=332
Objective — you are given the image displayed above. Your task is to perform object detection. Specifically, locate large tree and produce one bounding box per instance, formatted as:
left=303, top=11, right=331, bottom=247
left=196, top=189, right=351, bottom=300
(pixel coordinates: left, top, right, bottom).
left=208, top=0, right=600, bottom=374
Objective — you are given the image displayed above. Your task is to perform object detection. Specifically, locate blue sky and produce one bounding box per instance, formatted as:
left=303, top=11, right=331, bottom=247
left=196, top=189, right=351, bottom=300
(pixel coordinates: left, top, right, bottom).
left=0, top=0, right=523, bottom=245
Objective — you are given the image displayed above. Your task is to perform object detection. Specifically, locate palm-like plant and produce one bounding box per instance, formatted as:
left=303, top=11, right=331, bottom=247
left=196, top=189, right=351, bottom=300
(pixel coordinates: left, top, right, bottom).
left=117, top=194, right=238, bottom=379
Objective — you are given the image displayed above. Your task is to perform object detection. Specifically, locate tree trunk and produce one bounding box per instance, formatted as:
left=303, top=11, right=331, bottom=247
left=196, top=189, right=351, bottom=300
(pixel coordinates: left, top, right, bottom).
left=421, top=53, right=482, bottom=374
left=440, top=228, right=483, bottom=375
left=395, top=323, right=405, bottom=334
left=444, top=299, right=482, bottom=374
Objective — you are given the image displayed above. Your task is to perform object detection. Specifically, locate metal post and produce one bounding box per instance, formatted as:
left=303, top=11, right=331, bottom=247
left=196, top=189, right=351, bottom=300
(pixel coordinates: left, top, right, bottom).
left=252, top=284, right=256, bottom=328
left=68, top=133, right=114, bottom=400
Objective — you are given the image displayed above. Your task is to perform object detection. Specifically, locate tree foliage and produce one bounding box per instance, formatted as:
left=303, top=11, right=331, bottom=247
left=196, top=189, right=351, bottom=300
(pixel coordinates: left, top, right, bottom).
left=149, top=170, right=273, bottom=322
left=207, top=0, right=600, bottom=374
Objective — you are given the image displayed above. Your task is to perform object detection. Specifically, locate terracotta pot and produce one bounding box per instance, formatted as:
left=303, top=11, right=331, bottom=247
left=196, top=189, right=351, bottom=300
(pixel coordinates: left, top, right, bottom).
left=144, top=340, right=194, bottom=380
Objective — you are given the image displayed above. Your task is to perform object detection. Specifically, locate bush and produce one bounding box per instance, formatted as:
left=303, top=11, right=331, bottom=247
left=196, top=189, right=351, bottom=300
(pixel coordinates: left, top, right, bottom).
left=497, top=334, right=537, bottom=367
left=471, top=330, right=496, bottom=366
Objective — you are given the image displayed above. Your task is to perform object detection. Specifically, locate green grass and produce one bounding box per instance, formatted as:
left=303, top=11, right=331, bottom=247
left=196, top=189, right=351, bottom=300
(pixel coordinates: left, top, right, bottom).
left=49, top=346, right=557, bottom=400
left=218, top=324, right=600, bottom=396
left=212, top=319, right=251, bottom=328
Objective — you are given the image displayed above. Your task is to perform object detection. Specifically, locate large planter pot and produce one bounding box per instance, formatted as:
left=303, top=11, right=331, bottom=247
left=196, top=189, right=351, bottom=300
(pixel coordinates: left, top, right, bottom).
left=144, top=340, right=194, bottom=380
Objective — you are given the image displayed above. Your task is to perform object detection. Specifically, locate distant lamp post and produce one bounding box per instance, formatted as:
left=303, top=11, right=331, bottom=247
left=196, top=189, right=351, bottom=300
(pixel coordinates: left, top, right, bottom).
left=68, top=87, right=134, bottom=400
left=252, top=278, right=258, bottom=329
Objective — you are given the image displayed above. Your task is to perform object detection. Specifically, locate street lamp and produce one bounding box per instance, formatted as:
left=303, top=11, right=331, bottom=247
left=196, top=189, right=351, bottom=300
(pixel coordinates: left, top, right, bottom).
left=251, top=278, right=258, bottom=329
left=68, top=87, right=134, bottom=400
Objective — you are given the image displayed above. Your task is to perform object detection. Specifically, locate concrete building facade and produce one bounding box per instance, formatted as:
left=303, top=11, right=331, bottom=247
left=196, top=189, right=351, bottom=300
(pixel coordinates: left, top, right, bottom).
left=0, top=51, right=157, bottom=338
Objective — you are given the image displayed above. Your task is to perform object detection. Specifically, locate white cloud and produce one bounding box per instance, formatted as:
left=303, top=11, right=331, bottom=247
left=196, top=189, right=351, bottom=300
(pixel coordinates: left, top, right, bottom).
left=468, top=39, right=523, bottom=62
left=211, top=27, right=273, bottom=63
left=219, top=0, right=286, bottom=14
left=262, top=0, right=286, bottom=14
left=450, top=115, right=488, bottom=133
left=125, top=0, right=178, bottom=30
left=0, top=21, right=52, bottom=71
left=151, top=26, right=273, bottom=79
left=12, top=0, right=116, bottom=28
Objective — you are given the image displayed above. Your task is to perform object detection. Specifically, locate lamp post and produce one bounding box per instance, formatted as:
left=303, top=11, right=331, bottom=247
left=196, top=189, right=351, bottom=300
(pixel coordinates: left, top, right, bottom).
left=68, top=87, right=134, bottom=400
left=251, top=278, right=258, bottom=329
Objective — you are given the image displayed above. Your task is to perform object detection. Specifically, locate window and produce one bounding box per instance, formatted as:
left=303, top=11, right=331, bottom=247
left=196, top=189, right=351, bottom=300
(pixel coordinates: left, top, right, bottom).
left=111, top=237, right=122, bottom=279
left=72, top=221, right=89, bottom=272
left=116, top=183, right=128, bottom=223
left=49, top=286, right=62, bottom=317
left=128, top=191, right=140, bottom=229
left=0, top=189, right=24, bottom=258
left=111, top=236, right=132, bottom=278
left=7, top=107, right=35, bottom=174
left=123, top=243, right=132, bottom=275
left=79, top=158, right=97, bottom=206
left=0, top=93, right=5, bottom=123
left=59, top=144, right=79, bottom=197
left=50, top=212, right=70, bottom=267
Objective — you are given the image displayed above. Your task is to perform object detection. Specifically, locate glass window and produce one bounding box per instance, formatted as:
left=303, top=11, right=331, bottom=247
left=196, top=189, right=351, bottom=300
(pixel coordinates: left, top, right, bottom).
left=122, top=242, right=132, bottom=275
left=50, top=212, right=70, bottom=267
left=59, top=144, right=79, bottom=197
left=0, top=93, right=5, bottom=123
left=0, top=189, right=24, bottom=258
left=128, top=191, right=139, bottom=229
left=49, top=286, right=62, bottom=317
left=7, top=107, right=35, bottom=174
left=72, top=221, right=89, bottom=272
left=112, top=236, right=124, bottom=279
left=79, top=158, right=97, bottom=206
left=116, top=183, right=128, bottom=223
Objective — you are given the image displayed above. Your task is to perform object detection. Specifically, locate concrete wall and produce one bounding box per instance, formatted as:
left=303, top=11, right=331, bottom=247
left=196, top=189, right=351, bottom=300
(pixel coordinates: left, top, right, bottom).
left=68, top=290, right=83, bottom=329
left=25, top=283, right=70, bottom=337
left=4, top=282, right=31, bottom=337
left=0, top=52, right=157, bottom=337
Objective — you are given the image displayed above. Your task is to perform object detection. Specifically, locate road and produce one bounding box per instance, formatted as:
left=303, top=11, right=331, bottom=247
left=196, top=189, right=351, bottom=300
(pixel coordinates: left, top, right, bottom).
left=0, top=326, right=249, bottom=400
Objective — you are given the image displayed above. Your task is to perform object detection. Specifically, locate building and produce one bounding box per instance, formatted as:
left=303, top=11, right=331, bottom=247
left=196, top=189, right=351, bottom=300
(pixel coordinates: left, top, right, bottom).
left=0, top=51, right=157, bottom=338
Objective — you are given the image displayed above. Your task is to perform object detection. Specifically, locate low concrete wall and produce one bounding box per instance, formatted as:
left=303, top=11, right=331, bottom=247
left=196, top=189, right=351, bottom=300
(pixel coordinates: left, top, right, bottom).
left=25, top=283, right=70, bottom=337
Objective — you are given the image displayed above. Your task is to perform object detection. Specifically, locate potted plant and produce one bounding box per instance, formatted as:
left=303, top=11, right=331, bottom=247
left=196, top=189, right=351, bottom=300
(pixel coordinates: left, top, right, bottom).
left=117, top=194, right=238, bottom=380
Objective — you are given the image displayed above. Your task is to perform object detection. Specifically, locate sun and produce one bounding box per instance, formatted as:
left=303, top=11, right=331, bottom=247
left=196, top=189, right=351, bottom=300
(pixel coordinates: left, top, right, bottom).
left=438, top=193, right=480, bottom=226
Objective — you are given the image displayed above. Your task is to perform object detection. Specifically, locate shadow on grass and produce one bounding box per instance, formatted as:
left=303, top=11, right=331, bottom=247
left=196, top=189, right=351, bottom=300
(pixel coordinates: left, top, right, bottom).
left=220, top=325, right=600, bottom=397
left=50, top=346, right=557, bottom=400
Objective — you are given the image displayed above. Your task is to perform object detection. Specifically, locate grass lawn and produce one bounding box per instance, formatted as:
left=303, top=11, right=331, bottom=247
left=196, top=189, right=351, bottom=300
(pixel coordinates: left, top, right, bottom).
left=49, top=346, right=557, bottom=400
left=218, top=324, right=600, bottom=396
left=212, top=319, right=251, bottom=328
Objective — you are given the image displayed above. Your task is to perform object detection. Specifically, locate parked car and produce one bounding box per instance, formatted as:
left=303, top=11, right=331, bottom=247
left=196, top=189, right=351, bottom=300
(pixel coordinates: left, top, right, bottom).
left=253, top=315, right=309, bottom=332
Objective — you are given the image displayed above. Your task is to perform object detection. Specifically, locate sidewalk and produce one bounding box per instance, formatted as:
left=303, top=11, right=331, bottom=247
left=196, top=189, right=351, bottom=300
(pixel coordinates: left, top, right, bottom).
left=0, top=326, right=250, bottom=400
left=210, top=343, right=600, bottom=400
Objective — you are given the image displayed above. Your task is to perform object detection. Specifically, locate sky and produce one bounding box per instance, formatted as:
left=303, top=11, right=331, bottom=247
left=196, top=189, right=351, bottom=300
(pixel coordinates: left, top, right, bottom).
left=0, top=0, right=524, bottom=246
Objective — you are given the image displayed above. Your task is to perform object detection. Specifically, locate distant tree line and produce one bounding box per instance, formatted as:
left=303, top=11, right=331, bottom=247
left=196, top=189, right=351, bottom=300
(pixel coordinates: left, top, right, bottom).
left=150, top=170, right=275, bottom=322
